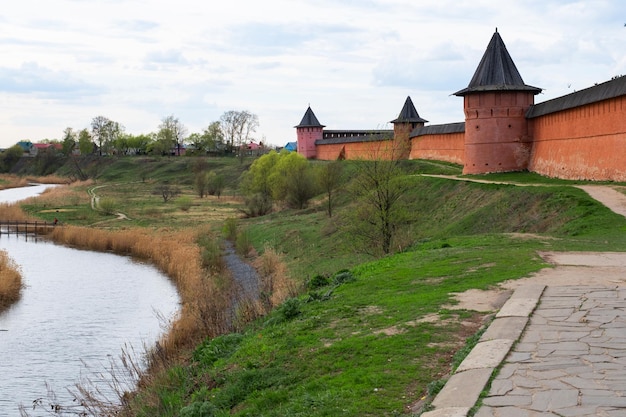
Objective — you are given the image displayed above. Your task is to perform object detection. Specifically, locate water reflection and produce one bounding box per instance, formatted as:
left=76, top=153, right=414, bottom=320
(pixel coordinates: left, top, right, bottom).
left=0, top=185, right=180, bottom=414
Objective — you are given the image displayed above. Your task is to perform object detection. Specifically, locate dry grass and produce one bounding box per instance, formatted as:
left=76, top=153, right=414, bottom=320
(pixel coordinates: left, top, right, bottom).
left=0, top=174, right=70, bottom=190
left=23, top=180, right=92, bottom=208
left=0, top=202, right=33, bottom=221
left=254, top=245, right=298, bottom=309
left=0, top=249, right=23, bottom=312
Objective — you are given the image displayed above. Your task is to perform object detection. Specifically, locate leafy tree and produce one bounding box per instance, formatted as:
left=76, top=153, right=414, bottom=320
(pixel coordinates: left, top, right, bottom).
left=0, top=144, right=23, bottom=172
left=220, top=110, right=259, bottom=161
left=317, top=161, right=344, bottom=217
left=77, top=129, right=94, bottom=155
left=126, top=133, right=153, bottom=155
left=91, top=116, right=123, bottom=155
left=348, top=143, right=413, bottom=255
left=269, top=151, right=317, bottom=209
left=157, top=115, right=187, bottom=156
left=203, top=121, right=225, bottom=154
left=61, top=127, right=77, bottom=156
left=240, top=150, right=317, bottom=213
left=194, top=171, right=209, bottom=198
left=207, top=171, right=225, bottom=198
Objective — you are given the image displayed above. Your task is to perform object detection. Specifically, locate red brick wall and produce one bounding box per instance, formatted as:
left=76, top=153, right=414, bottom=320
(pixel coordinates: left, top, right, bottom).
left=528, top=95, right=626, bottom=181
left=316, top=140, right=399, bottom=161
left=410, top=132, right=465, bottom=165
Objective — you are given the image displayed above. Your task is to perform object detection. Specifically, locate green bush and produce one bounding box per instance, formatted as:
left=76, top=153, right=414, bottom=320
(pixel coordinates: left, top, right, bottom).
left=235, top=229, right=252, bottom=256
left=98, top=197, right=117, bottom=215
left=176, top=196, right=193, bottom=211
left=307, top=274, right=330, bottom=290
left=222, top=218, right=237, bottom=241
left=332, top=269, right=356, bottom=285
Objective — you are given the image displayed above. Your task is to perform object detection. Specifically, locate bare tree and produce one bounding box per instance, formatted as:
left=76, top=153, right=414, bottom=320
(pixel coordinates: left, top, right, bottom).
left=219, top=110, right=259, bottom=161
left=347, top=141, right=412, bottom=256
left=317, top=161, right=344, bottom=217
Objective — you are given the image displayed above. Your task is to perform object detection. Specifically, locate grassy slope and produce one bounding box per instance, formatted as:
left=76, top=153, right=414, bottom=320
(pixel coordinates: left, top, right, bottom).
left=17, top=156, right=626, bottom=416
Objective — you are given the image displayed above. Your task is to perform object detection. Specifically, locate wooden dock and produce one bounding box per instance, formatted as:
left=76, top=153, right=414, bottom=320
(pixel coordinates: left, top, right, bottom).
left=0, top=220, right=57, bottom=238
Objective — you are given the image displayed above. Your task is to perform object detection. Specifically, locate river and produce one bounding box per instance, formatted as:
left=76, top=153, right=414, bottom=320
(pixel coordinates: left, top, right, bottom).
left=0, top=184, right=180, bottom=415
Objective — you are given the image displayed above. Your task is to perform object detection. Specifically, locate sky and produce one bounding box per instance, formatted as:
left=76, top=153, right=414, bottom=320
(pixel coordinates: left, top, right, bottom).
left=1, top=0, right=624, bottom=148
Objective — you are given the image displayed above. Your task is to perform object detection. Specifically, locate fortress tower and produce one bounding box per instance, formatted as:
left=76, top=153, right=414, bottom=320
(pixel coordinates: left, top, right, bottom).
left=295, top=106, right=325, bottom=159
left=454, top=29, right=542, bottom=174
left=391, top=96, right=428, bottom=158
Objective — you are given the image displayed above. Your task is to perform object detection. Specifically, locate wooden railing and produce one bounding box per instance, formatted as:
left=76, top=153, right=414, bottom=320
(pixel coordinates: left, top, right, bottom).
left=0, top=220, right=58, bottom=238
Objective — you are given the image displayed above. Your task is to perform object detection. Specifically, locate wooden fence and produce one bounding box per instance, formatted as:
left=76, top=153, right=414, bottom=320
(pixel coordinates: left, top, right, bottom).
left=0, top=220, right=58, bottom=238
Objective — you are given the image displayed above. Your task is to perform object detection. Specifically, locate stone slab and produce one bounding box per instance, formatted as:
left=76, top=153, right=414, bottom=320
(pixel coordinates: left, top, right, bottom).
left=432, top=368, right=493, bottom=409
left=456, top=339, right=515, bottom=372
left=481, top=316, right=528, bottom=342
left=420, top=407, right=471, bottom=417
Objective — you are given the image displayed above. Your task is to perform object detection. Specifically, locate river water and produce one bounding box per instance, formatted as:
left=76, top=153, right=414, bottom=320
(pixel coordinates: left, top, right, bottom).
left=0, top=185, right=180, bottom=415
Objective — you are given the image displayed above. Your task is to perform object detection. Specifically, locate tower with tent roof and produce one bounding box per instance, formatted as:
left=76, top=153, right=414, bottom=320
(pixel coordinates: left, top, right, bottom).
left=294, top=106, right=325, bottom=159
left=454, top=28, right=542, bottom=174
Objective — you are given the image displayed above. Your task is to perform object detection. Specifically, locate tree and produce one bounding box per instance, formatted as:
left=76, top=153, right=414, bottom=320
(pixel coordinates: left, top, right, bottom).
left=207, top=171, right=225, bottom=198
left=91, top=116, right=123, bottom=156
left=220, top=110, right=259, bottom=161
left=240, top=150, right=318, bottom=213
left=157, top=115, right=187, bottom=156
left=77, top=129, right=94, bottom=155
left=153, top=183, right=181, bottom=202
left=269, top=151, right=318, bottom=209
left=348, top=143, right=412, bottom=256
left=126, top=133, right=153, bottom=155
left=0, top=145, right=23, bottom=172
left=61, top=127, right=77, bottom=156
left=317, top=161, right=344, bottom=217
left=203, top=121, right=225, bottom=154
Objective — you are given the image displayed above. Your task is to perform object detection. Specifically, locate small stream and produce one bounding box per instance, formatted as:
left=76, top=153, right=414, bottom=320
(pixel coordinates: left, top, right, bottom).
left=0, top=185, right=180, bottom=415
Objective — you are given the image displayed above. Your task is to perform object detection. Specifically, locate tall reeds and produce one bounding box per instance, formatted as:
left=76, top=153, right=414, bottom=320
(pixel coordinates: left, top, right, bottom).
left=0, top=249, right=23, bottom=312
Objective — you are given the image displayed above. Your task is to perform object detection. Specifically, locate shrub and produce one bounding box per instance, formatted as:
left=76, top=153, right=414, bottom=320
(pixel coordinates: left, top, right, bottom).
left=176, top=196, right=193, bottom=212
left=332, top=269, right=356, bottom=285
left=98, top=197, right=117, bottom=215
left=222, top=218, right=237, bottom=241
left=307, top=274, right=330, bottom=290
left=235, top=229, right=252, bottom=256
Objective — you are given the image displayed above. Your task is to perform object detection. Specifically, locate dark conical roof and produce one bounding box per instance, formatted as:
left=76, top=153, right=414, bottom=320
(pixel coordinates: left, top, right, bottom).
left=295, top=106, right=325, bottom=128
left=390, top=96, right=428, bottom=124
left=454, top=29, right=541, bottom=96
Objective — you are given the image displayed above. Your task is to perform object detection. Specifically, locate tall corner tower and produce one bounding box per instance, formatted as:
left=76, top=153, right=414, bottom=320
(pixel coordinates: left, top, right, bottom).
left=391, top=96, right=428, bottom=158
left=295, top=106, right=325, bottom=159
left=454, top=29, right=542, bottom=174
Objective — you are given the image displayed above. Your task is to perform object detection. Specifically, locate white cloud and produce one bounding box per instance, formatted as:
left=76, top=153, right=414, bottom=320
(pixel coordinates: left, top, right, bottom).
left=0, top=0, right=623, bottom=147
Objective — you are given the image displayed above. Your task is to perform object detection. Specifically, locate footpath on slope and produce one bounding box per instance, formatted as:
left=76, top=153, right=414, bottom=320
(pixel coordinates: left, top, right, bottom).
left=421, top=176, right=626, bottom=417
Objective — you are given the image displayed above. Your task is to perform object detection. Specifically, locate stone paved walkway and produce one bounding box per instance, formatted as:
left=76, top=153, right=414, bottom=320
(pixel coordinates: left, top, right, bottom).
left=476, top=285, right=626, bottom=417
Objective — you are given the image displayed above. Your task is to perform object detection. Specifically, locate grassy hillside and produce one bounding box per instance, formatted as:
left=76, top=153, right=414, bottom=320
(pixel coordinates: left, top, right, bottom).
left=14, top=155, right=626, bottom=416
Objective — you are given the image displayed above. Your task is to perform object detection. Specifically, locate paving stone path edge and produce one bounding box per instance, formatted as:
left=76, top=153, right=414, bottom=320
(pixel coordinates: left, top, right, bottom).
left=421, top=284, right=547, bottom=417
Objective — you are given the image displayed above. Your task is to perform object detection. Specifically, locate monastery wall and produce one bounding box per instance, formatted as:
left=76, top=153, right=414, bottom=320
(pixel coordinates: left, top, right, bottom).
left=528, top=95, right=626, bottom=181
left=409, top=132, right=465, bottom=165
left=315, top=140, right=398, bottom=161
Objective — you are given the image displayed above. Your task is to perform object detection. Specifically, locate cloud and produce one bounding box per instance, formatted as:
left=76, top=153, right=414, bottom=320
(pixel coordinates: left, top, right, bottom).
left=0, top=62, right=103, bottom=98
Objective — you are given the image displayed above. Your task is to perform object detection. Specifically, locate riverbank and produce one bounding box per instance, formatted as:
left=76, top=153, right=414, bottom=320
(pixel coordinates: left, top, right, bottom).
left=0, top=249, right=22, bottom=313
